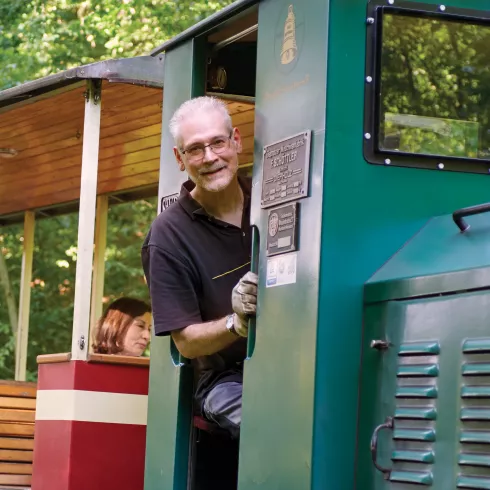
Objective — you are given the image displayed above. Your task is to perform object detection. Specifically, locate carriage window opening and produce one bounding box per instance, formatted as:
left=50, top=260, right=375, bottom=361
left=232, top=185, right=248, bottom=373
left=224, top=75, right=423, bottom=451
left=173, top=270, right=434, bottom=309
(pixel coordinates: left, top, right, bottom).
left=376, top=10, right=490, bottom=162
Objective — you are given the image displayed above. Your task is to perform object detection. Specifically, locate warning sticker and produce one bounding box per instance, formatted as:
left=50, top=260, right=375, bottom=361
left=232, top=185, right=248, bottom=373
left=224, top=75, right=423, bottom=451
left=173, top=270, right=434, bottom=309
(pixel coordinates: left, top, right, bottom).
left=266, top=252, right=297, bottom=288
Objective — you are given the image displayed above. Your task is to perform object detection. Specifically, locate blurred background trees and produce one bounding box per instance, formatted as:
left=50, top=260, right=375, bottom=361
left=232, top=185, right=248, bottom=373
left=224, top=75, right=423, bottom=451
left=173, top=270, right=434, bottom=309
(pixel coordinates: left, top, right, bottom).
left=0, top=0, right=234, bottom=380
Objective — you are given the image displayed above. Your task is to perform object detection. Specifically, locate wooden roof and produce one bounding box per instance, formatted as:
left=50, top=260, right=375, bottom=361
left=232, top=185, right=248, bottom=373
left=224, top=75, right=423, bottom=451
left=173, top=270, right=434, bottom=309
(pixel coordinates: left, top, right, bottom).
left=0, top=81, right=163, bottom=223
left=0, top=80, right=255, bottom=224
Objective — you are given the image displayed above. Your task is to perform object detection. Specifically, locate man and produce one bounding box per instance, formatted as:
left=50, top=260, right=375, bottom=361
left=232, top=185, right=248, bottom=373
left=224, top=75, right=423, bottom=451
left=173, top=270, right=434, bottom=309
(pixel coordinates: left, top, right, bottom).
left=142, top=96, right=258, bottom=440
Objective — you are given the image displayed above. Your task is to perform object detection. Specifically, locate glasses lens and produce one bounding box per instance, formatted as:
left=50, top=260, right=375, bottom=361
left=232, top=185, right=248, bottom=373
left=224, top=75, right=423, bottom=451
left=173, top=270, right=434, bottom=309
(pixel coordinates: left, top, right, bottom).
left=186, top=147, right=203, bottom=159
left=211, top=139, right=228, bottom=153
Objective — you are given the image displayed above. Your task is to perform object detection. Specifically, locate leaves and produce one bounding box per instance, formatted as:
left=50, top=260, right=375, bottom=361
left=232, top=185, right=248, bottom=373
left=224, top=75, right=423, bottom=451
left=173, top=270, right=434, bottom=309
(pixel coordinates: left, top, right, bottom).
left=0, top=198, right=158, bottom=379
left=0, top=0, right=236, bottom=378
left=0, top=0, right=234, bottom=89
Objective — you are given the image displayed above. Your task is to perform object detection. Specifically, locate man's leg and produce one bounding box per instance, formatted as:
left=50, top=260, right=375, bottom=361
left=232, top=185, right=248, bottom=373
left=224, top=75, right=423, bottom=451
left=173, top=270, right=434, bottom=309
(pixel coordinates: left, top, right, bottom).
left=203, top=381, right=242, bottom=439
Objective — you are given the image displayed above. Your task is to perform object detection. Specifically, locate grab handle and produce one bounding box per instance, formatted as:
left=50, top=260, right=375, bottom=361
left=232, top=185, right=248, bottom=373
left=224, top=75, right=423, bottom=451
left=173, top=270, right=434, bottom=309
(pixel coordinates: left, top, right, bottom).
left=370, top=416, right=393, bottom=479
left=170, top=338, right=189, bottom=367
left=453, top=202, right=490, bottom=233
left=246, top=224, right=260, bottom=360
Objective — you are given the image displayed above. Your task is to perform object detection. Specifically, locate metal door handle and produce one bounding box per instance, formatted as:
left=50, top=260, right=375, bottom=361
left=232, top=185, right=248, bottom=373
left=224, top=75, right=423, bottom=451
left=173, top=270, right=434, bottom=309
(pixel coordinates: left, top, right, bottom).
left=246, top=224, right=260, bottom=359
left=370, top=416, right=393, bottom=479
left=453, top=202, right=490, bottom=233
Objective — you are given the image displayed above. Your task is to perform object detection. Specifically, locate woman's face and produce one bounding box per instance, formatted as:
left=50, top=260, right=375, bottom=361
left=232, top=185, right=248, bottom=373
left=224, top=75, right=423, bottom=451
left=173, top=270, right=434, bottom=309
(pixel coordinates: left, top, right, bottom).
left=120, top=312, right=152, bottom=357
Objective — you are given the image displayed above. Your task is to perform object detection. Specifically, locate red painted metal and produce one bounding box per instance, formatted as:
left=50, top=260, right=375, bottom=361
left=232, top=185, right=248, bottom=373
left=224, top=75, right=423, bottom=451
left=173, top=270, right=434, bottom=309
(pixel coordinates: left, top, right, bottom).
left=37, top=359, right=149, bottom=395
left=31, top=360, right=149, bottom=490
left=32, top=420, right=146, bottom=490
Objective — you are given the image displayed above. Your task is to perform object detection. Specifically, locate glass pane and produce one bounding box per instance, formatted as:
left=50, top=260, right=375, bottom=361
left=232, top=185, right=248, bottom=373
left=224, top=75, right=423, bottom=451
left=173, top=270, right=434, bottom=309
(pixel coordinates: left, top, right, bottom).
left=379, top=12, right=490, bottom=160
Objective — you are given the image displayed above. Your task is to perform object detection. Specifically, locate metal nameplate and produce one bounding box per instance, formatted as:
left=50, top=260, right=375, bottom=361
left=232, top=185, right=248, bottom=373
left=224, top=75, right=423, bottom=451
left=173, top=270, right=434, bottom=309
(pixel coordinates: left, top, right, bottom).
left=261, top=130, right=311, bottom=209
left=160, top=193, right=179, bottom=212
left=266, top=203, right=298, bottom=256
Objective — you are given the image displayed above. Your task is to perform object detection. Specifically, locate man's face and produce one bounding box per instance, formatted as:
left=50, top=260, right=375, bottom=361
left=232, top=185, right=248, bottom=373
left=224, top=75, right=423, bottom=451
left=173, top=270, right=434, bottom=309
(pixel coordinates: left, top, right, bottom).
left=174, top=109, right=242, bottom=193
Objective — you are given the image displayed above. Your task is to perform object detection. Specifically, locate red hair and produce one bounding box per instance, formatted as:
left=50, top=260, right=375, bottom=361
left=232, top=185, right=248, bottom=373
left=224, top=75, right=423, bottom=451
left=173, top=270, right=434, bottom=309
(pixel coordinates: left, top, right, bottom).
left=92, top=297, right=151, bottom=354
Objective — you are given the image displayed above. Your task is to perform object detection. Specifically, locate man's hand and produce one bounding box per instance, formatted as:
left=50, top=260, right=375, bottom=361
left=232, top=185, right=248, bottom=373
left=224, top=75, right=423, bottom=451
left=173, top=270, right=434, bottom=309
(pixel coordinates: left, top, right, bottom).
left=231, top=271, right=258, bottom=337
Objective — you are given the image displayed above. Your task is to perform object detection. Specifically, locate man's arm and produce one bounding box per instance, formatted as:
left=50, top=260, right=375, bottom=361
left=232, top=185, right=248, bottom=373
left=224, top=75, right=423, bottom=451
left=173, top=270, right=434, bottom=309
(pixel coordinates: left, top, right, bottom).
left=171, top=271, right=258, bottom=359
left=145, top=241, right=257, bottom=358
left=171, top=316, right=235, bottom=359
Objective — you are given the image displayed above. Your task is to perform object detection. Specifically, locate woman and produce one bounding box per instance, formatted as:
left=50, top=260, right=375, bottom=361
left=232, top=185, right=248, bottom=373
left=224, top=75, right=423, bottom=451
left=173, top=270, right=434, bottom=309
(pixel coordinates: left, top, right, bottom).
left=92, top=297, right=152, bottom=357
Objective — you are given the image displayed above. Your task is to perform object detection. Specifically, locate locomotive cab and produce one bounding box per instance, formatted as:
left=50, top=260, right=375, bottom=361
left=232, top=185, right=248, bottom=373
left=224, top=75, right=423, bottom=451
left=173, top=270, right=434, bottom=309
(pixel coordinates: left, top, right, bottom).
left=146, top=4, right=259, bottom=490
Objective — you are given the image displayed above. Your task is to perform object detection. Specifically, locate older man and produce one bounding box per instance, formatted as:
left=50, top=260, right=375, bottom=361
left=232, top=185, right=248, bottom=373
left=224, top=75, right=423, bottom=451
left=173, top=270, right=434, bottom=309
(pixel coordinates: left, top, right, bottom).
left=142, top=96, right=258, bottom=440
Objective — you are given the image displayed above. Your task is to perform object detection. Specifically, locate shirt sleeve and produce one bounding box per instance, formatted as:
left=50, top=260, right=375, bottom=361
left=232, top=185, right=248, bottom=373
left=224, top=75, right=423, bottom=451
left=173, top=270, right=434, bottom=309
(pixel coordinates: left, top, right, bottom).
left=145, top=244, right=202, bottom=336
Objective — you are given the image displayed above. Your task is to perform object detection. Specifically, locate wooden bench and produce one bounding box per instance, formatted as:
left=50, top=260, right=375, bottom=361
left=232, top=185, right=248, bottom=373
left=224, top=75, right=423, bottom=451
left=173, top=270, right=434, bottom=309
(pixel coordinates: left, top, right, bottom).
left=0, top=381, right=36, bottom=489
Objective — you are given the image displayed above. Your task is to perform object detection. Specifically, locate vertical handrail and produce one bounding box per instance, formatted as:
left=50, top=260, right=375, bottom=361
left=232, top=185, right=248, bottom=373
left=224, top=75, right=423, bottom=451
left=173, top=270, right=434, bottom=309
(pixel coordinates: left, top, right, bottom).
left=246, top=224, right=260, bottom=359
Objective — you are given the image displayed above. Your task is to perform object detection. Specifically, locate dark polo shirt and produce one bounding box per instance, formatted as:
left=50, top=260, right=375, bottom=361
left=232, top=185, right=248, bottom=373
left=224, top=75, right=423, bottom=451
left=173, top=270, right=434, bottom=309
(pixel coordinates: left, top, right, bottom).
left=141, top=177, right=251, bottom=408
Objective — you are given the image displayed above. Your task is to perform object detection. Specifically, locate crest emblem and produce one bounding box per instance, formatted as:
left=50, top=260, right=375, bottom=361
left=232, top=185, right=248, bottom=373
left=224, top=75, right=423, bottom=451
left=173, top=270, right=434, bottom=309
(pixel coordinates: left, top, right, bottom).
left=281, top=5, right=297, bottom=65
left=275, top=3, right=304, bottom=74
left=268, top=212, right=279, bottom=237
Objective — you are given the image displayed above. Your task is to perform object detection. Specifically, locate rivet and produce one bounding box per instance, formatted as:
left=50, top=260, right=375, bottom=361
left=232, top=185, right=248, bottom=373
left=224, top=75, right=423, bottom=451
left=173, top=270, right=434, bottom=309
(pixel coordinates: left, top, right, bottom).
left=80, top=69, right=85, bottom=75
left=384, top=158, right=391, bottom=165
left=78, top=335, right=85, bottom=350
left=366, top=17, right=375, bottom=24
left=388, top=0, right=394, bottom=4
left=366, top=76, right=373, bottom=83
left=438, top=163, right=444, bottom=170
left=439, top=4, right=446, bottom=11
left=364, top=133, right=372, bottom=140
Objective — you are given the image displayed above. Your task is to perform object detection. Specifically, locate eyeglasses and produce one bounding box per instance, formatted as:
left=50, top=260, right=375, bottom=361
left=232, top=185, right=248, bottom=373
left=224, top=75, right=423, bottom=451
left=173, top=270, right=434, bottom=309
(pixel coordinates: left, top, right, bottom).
left=181, top=134, right=233, bottom=162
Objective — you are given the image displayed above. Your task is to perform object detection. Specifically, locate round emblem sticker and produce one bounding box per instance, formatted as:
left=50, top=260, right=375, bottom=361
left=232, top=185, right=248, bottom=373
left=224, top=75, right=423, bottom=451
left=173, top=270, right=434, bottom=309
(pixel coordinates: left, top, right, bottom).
left=269, top=212, right=279, bottom=237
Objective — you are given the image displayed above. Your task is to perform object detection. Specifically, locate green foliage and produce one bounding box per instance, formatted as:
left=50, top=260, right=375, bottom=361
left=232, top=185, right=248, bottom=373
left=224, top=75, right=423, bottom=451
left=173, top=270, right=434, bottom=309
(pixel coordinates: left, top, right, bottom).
left=0, top=198, right=157, bottom=380
left=104, top=197, right=157, bottom=302
left=0, top=0, right=233, bottom=89
left=0, top=0, right=235, bottom=380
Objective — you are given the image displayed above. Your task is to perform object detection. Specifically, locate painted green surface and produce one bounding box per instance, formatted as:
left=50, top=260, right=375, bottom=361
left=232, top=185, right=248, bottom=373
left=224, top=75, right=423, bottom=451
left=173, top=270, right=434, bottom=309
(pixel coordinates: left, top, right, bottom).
left=366, top=213, right=490, bottom=302
left=144, top=0, right=490, bottom=488
left=144, top=39, right=205, bottom=490
left=237, top=0, right=328, bottom=488
left=315, top=0, right=490, bottom=488
left=357, top=290, right=490, bottom=489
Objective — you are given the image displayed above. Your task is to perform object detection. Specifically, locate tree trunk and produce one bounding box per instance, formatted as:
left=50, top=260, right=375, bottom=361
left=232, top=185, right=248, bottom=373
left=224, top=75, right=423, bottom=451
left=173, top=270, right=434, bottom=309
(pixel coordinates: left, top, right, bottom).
left=0, top=250, right=18, bottom=337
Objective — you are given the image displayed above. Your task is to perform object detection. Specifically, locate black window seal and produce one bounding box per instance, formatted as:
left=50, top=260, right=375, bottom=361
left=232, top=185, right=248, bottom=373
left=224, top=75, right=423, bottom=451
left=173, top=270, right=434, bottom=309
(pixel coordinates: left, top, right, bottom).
left=364, top=0, right=490, bottom=175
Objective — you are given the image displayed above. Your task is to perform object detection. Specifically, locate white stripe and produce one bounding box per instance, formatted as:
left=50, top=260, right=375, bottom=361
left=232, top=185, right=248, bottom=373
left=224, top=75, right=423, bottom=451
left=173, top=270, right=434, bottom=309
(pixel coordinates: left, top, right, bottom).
left=35, top=390, right=148, bottom=425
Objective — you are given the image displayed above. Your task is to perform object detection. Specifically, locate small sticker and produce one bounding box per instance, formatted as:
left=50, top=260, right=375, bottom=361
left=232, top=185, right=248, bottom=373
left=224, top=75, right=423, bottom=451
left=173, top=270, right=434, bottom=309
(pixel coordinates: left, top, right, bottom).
left=266, top=252, right=297, bottom=288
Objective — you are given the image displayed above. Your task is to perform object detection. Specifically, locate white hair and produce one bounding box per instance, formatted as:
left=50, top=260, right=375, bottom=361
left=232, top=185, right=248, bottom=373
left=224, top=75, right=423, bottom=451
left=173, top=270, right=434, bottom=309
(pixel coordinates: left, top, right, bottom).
left=169, top=96, right=233, bottom=148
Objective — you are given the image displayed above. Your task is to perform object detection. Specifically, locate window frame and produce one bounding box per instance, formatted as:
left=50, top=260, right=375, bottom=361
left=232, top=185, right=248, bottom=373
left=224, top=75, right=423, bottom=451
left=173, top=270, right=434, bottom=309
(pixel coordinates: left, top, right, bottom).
left=364, top=0, right=490, bottom=174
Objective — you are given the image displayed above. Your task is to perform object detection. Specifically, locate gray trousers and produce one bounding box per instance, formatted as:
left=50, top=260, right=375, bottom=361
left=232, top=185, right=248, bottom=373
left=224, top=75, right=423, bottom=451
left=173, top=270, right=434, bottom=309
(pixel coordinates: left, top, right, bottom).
left=203, top=381, right=242, bottom=439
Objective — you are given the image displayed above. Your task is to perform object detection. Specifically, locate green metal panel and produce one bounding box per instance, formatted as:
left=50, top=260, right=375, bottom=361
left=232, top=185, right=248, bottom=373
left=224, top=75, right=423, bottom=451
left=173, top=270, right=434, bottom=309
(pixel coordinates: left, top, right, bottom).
left=366, top=213, right=490, bottom=303
left=315, top=0, right=490, bottom=488
left=238, top=0, right=328, bottom=489
left=357, top=290, right=490, bottom=489
left=144, top=38, right=206, bottom=490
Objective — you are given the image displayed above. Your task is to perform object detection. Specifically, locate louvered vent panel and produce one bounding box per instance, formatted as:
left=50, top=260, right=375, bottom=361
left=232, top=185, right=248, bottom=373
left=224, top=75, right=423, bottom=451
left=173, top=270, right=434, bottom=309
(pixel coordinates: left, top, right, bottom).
left=458, top=338, right=490, bottom=489
left=391, top=341, right=439, bottom=486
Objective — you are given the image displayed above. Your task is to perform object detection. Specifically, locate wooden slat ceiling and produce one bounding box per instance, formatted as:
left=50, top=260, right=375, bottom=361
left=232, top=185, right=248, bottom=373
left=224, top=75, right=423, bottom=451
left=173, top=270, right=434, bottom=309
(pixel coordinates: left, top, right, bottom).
left=0, top=81, right=255, bottom=219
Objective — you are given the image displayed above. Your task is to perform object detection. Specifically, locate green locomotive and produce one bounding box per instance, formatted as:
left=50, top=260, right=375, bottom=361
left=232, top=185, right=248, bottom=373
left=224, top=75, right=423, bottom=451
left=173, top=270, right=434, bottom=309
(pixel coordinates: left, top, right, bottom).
left=146, top=0, right=490, bottom=489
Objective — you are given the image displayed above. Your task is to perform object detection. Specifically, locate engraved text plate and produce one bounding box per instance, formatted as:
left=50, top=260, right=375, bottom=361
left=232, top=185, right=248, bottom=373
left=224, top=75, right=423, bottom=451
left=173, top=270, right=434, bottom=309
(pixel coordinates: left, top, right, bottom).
left=261, top=130, right=311, bottom=208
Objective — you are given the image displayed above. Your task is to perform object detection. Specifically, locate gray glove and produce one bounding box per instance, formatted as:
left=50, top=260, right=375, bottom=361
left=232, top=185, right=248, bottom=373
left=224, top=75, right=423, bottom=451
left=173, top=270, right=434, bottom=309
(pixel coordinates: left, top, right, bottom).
left=231, top=271, right=258, bottom=337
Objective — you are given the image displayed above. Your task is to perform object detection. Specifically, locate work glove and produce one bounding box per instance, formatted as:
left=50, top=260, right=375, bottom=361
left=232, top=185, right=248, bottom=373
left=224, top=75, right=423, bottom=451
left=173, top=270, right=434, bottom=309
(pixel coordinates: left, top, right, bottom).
left=231, top=271, right=258, bottom=337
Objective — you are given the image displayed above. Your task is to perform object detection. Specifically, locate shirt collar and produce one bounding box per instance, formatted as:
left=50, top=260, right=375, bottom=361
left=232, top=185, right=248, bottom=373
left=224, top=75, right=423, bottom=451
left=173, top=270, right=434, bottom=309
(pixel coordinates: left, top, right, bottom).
left=178, top=176, right=251, bottom=221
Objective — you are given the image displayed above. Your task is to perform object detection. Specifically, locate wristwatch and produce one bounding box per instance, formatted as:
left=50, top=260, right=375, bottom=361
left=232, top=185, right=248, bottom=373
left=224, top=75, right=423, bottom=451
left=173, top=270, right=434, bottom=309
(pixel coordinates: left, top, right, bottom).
left=226, top=314, right=239, bottom=337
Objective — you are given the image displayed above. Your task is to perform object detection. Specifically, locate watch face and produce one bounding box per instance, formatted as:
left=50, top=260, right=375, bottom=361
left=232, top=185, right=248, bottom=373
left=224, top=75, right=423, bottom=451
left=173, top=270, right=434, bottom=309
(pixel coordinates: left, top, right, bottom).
left=226, top=314, right=234, bottom=329
left=226, top=314, right=238, bottom=336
